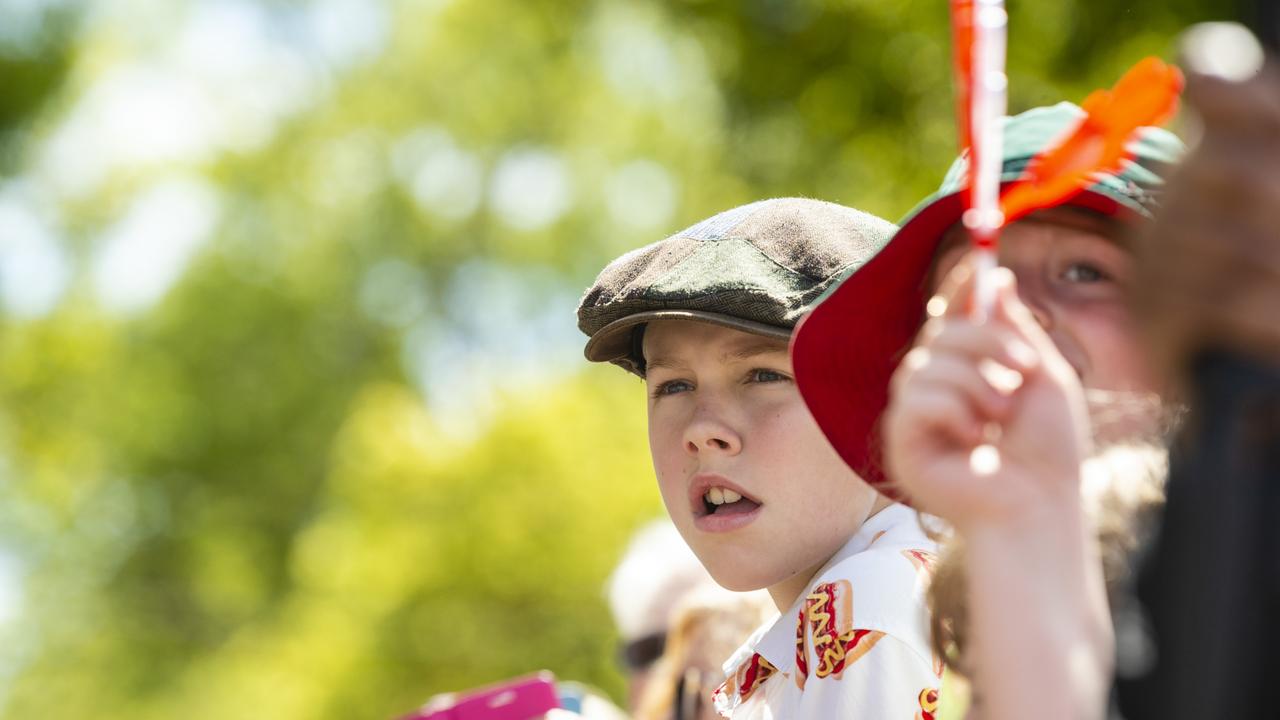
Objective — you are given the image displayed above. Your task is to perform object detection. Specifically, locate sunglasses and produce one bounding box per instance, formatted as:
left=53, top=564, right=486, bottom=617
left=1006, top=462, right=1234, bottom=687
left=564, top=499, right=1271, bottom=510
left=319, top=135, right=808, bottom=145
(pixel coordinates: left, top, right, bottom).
left=617, top=632, right=666, bottom=673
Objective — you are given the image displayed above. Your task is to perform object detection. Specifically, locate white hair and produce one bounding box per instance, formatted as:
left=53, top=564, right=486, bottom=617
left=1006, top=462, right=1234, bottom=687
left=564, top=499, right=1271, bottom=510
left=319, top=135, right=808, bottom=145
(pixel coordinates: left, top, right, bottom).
left=607, top=518, right=716, bottom=640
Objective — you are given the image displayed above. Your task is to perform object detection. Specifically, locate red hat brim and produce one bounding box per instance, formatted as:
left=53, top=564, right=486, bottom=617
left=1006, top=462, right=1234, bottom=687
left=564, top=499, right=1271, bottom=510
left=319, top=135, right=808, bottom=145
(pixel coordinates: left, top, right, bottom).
left=790, top=188, right=1126, bottom=504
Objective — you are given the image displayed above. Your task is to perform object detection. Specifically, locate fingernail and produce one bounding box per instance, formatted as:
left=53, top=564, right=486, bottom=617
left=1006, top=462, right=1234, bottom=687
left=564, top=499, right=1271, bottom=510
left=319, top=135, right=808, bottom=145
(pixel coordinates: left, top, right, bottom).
left=926, top=295, right=948, bottom=317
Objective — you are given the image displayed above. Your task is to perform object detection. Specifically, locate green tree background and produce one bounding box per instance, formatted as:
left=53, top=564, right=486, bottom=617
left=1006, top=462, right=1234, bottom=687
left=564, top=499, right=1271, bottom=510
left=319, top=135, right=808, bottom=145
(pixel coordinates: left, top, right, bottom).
left=0, top=0, right=1220, bottom=717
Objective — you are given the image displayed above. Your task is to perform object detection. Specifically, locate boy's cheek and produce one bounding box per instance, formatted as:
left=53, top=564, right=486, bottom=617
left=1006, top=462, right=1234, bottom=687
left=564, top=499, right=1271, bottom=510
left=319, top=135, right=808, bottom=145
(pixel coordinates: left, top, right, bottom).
left=649, top=456, right=690, bottom=514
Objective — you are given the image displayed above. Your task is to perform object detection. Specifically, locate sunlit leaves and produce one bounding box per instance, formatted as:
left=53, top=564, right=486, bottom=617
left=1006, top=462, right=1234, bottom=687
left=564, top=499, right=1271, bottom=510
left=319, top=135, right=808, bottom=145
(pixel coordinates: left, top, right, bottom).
left=0, top=0, right=1217, bottom=717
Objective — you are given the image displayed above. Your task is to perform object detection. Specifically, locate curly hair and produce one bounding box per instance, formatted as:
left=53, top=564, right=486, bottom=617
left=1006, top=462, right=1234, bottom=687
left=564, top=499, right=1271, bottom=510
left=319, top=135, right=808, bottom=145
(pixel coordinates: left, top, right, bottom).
left=925, top=437, right=1169, bottom=678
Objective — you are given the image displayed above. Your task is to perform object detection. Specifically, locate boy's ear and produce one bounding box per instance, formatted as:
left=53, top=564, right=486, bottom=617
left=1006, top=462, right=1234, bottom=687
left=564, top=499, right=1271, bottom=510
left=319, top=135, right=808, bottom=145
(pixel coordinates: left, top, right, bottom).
left=630, top=325, right=648, bottom=376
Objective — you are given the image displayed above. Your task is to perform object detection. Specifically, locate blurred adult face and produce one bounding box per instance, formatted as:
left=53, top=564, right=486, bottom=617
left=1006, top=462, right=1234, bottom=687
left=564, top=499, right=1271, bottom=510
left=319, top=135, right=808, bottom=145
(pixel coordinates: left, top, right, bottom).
left=931, top=208, right=1154, bottom=395
left=642, top=320, right=887, bottom=607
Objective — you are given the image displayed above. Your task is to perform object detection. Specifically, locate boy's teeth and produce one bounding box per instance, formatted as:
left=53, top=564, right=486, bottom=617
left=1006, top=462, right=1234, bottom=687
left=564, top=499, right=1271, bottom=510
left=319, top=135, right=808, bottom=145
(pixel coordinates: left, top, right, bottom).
left=704, top=487, right=745, bottom=506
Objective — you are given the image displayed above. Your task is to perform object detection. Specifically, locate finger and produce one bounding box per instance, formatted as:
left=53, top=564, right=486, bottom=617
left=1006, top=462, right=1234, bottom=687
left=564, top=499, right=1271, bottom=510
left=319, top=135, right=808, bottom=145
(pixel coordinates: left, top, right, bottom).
left=907, top=353, right=1017, bottom=422
left=927, top=251, right=978, bottom=319
left=1169, top=134, right=1280, bottom=230
left=1184, top=63, right=1280, bottom=136
left=891, top=382, right=986, bottom=448
left=916, top=317, right=1040, bottom=375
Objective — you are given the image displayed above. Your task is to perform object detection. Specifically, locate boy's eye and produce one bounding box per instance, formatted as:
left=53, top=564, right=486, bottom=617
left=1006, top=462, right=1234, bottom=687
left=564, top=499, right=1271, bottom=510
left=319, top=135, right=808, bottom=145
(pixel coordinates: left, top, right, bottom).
left=1062, top=262, right=1110, bottom=284
left=651, top=379, right=693, bottom=397
left=747, top=368, right=790, bottom=384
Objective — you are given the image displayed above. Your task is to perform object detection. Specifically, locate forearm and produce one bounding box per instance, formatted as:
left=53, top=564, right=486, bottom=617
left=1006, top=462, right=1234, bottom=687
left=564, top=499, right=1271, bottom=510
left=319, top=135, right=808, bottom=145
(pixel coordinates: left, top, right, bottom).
left=961, top=491, right=1112, bottom=720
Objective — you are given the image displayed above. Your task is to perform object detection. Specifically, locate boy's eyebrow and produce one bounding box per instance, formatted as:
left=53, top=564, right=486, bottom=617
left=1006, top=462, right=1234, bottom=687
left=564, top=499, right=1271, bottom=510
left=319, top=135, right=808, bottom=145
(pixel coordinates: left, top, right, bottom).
left=643, top=355, right=687, bottom=372
left=644, top=338, right=787, bottom=373
left=1019, top=207, right=1132, bottom=249
left=721, top=339, right=789, bottom=363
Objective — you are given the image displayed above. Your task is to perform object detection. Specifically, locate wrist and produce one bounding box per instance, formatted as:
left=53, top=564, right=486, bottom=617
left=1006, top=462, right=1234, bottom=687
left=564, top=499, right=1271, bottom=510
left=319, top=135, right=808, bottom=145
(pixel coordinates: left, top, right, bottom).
left=960, top=470, right=1099, bottom=615
left=957, top=466, right=1116, bottom=717
left=954, top=469, right=1087, bottom=541
left=961, top=476, right=1112, bottom=653
left=961, top=490, right=1114, bottom=718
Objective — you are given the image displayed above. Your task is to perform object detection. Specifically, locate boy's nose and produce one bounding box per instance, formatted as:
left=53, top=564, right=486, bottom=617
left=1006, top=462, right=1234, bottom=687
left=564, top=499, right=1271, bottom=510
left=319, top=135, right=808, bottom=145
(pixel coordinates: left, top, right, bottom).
left=682, top=410, right=742, bottom=457
left=686, top=436, right=735, bottom=454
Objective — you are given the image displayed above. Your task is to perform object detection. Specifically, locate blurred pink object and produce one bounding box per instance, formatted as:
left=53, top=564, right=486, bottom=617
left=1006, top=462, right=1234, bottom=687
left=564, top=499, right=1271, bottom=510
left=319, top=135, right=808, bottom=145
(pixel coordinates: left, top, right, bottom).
left=404, top=672, right=560, bottom=720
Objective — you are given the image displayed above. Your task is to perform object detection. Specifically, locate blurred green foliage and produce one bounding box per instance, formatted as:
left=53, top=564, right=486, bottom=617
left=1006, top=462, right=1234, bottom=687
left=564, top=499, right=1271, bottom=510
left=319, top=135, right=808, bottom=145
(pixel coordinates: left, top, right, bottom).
left=0, top=0, right=1221, bottom=717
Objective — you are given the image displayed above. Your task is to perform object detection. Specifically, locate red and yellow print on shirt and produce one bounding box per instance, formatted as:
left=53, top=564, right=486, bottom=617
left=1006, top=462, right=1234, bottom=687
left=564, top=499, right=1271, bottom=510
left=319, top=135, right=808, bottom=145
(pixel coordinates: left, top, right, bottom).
left=902, top=548, right=938, bottom=585
left=915, top=686, right=940, bottom=720
left=736, top=653, right=777, bottom=703
left=794, top=609, right=808, bottom=687
left=714, top=651, right=778, bottom=709
left=794, top=579, right=885, bottom=689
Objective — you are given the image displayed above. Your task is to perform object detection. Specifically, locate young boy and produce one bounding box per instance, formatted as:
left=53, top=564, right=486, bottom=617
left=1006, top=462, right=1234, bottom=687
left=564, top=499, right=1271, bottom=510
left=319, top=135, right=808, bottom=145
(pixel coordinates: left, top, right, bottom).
left=577, top=198, right=944, bottom=718
left=788, top=103, right=1184, bottom=718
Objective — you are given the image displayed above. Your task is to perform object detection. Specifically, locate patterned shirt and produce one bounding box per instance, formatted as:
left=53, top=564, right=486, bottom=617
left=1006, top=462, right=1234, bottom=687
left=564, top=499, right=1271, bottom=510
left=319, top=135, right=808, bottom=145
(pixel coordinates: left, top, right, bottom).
left=712, top=503, right=943, bottom=719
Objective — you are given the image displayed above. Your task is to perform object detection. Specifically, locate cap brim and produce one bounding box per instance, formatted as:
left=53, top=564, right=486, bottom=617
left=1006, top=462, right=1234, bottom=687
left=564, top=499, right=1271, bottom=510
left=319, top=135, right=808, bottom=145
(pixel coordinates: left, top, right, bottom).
left=585, top=310, right=792, bottom=370
left=791, top=187, right=1131, bottom=504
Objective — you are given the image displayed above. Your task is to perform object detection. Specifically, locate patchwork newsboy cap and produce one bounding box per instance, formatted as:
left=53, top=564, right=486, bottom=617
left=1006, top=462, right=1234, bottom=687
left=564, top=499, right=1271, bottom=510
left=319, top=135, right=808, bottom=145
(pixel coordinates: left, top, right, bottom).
left=577, top=197, right=899, bottom=375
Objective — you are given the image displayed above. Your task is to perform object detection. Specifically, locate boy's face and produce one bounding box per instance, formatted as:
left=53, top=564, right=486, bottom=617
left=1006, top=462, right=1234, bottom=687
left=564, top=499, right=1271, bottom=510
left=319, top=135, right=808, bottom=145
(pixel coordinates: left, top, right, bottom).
left=642, top=320, right=886, bottom=601
left=930, top=207, right=1154, bottom=394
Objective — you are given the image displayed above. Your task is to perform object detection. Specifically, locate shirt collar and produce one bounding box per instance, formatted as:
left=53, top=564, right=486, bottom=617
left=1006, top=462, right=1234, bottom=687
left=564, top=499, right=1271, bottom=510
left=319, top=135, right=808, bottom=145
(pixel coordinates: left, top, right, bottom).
left=721, top=502, right=922, bottom=676
left=825, top=502, right=920, bottom=568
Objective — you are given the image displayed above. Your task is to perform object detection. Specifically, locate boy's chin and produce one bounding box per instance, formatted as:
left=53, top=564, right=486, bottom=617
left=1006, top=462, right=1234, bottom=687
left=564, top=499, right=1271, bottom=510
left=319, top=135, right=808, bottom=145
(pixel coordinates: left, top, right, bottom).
left=700, top=561, right=782, bottom=594
left=708, top=574, right=765, bottom=593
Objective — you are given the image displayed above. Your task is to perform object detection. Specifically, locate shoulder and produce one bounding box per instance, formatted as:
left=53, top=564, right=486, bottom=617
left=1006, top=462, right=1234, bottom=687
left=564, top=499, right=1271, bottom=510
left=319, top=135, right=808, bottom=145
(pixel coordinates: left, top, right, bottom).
left=819, top=537, right=938, bottom=595
left=818, top=520, right=938, bottom=598
left=804, top=533, right=939, bottom=661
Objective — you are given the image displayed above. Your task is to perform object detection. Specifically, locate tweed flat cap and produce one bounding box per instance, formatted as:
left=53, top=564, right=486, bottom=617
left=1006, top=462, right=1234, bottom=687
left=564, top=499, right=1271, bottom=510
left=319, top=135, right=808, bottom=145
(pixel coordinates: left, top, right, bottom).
left=577, top=197, right=899, bottom=375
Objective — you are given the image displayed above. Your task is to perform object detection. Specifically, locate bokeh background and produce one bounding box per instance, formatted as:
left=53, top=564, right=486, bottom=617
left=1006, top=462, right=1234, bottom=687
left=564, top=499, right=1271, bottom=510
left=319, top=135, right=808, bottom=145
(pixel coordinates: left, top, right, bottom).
left=0, top=0, right=1223, bottom=717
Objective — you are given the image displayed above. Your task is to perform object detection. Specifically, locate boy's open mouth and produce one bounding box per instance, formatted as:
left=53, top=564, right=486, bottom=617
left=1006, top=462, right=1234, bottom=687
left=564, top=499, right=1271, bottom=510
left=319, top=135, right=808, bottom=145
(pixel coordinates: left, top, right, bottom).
left=689, top=476, right=762, bottom=533
left=698, top=486, right=762, bottom=518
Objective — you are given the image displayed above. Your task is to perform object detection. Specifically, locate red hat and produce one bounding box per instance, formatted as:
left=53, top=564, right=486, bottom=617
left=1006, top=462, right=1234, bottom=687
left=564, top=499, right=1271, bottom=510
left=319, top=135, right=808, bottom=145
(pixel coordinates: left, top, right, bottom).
left=791, top=103, right=1183, bottom=503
